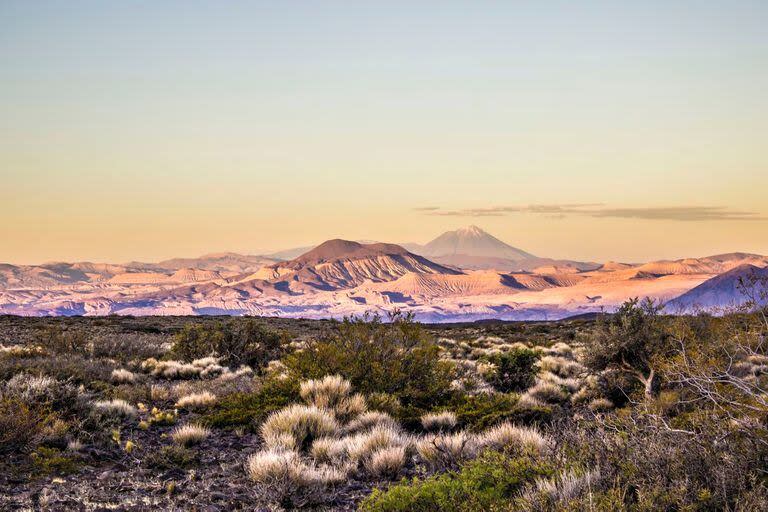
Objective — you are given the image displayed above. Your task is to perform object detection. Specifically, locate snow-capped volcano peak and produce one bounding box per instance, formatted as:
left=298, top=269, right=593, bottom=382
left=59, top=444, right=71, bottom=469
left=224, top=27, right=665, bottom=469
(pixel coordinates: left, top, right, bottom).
left=419, top=226, right=535, bottom=261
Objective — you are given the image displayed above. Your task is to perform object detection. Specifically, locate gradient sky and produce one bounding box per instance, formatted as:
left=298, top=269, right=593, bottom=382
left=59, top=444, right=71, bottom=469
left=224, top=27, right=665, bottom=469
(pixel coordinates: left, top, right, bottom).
left=2, top=1, right=767, bottom=265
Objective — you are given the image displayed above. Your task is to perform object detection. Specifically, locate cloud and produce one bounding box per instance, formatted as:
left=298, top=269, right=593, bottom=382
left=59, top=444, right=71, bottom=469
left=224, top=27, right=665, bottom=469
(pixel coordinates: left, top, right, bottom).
left=587, top=206, right=765, bottom=221
left=412, top=206, right=441, bottom=211
left=419, top=204, right=765, bottom=221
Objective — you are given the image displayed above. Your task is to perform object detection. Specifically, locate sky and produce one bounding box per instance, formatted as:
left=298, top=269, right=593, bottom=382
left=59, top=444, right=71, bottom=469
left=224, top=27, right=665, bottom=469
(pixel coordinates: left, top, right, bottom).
left=1, top=1, right=767, bottom=265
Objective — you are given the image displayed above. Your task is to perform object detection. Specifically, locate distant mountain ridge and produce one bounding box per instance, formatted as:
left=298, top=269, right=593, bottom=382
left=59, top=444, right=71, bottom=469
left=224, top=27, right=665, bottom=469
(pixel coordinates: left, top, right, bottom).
left=2, top=227, right=767, bottom=321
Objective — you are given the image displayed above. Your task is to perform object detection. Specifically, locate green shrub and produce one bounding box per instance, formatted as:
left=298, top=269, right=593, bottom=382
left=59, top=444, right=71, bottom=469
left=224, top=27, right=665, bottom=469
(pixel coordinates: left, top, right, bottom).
left=0, top=398, right=52, bottom=455
left=284, top=314, right=455, bottom=411
left=37, top=325, right=90, bottom=355
left=201, top=376, right=299, bottom=430
left=360, top=451, right=552, bottom=512
left=486, top=348, right=538, bottom=393
left=30, top=446, right=80, bottom=476
left=450, top=393, right=552, bottom=431
left=170, top=319, right=286, bottom=369
left=0, top=353, right=114, bottom=385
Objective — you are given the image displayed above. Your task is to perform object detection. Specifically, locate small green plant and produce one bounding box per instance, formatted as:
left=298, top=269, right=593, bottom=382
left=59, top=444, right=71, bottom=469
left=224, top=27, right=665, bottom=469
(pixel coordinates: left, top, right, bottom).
left=201, top=375, right=299, bottom=430
left=0, top=398, right=51, bottom=455
left=450, top=393, right=551, bottom=431
left=148, top=407, right=177, bottom=426
left=360, top=451, right=552, bottom=512
left=144, top=445, right=199, bottom=470
left=30, top=447, right=80, bottom=476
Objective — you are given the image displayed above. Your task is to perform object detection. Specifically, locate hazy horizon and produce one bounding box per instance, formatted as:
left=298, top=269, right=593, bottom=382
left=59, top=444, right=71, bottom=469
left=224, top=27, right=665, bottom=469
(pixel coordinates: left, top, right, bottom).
left=3, top=222, right=767, bottom=268
left=2, top=1, right=767, bottom=265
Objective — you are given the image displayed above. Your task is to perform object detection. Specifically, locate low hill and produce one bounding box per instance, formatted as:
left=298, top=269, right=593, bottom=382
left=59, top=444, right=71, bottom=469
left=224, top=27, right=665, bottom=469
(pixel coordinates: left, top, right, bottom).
left=666, top=264, right=768, bottom=312
left=254, top=239, right=462, bottom=291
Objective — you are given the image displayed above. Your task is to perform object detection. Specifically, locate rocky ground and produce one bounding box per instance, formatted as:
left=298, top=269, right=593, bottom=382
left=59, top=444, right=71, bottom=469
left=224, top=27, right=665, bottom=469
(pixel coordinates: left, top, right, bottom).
left=0, top=411, right=387, bottom=511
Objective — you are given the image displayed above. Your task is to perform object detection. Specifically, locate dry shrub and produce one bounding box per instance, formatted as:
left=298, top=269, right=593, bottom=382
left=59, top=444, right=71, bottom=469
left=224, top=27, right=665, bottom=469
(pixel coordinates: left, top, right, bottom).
left=261, top=404, right=339, bottom=452
left=421, top=411, right=458, bottom=433
left=171, top=423, right=210, bottom=447
left=2, top=374, right=84, bottom=428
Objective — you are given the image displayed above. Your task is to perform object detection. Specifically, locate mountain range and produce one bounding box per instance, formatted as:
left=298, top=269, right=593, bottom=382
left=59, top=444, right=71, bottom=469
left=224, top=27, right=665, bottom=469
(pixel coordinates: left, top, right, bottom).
left=1, top=226, right=766, bottom=321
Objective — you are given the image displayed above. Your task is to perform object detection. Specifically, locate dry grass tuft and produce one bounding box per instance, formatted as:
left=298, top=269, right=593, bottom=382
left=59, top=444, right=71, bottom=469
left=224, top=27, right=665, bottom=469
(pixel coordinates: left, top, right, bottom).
left=300, top=375, right=351, bottom=409
left=151, top=360, right=201, bottom=379
left=299, top=375, right=366, bottom=421
left=525, top=380, right=569, bottom=403
left=261, top=404, right=339, bottom=452
left=310, top=437, right=347, bottom=464
left=247, top=449, right=345, bottom=507
left=523, top=467, right=601, bottom=507
left=171, top=423, right=211, bottom=447
left=588, top=398, right=614, bottom=412
left=150, top=384, right=171, bottom=402
left=416, top=432, right=475, bottom=471
left=93, top=398, right=137, bottom=418
left=175, top=391, right=217, bottom=410
left=421, top=411, right=458, bottom=432
left=345, top=411, right=399, bottom=434
left=476, top=421, right=549, bottom=455
left=310, top=424, right=409, bottom=469
left=111, top=368, right=137, bottom=384
left=538, top=356, right=584, bottom=378
left=345, top=425, right=409, bottom=465
left=365, top=446, right=407, bottom=479
left=539, top=371, right=582, bottom=392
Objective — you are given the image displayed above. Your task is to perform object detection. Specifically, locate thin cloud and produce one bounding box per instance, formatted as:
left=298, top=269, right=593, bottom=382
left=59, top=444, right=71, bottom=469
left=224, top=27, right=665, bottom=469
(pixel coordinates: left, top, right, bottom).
left=588, top=206, right=765, bottom=221
left=412, top=206, right=441, bottom=211
left=420, top=204, right=765, bottom=221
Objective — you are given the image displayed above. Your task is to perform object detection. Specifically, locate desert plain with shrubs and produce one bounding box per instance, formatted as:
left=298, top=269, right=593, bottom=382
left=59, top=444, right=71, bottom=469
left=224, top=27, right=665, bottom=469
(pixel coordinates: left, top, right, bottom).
left=1, top=299, right=768, bottom=511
